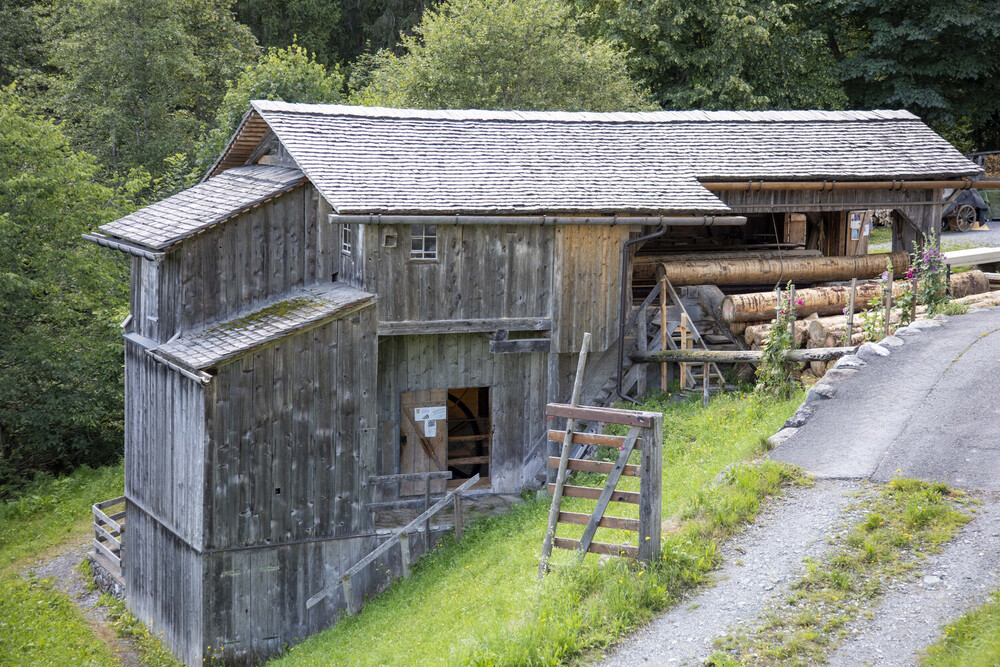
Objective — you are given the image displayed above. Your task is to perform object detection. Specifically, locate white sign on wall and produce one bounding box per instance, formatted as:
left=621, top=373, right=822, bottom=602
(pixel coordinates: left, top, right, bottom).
left=414, top=406, right=447, bottom=437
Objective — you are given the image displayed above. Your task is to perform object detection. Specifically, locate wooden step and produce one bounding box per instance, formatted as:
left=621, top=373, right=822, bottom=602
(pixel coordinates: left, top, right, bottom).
left=547, top=483, right=640, bottom=504
left=557, top=511, right=640, bottom=532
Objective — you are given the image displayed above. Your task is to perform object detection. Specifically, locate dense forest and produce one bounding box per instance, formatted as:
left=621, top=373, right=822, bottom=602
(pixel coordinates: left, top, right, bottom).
left=1, top=0, right=998, bottom=494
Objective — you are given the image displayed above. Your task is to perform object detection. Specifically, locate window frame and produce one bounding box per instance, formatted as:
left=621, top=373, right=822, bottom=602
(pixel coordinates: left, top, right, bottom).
left=341, top=223, right=352, bottom=256
left=409, top=224, right=438, bottom=261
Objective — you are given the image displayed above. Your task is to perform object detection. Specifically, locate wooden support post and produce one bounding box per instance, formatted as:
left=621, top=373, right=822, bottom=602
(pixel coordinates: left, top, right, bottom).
left=399, top=532, right=411, bottom=579
left=638, top=412, right=663, bottom=565
left=659, top=276, right=668, bottom=391
left=911, top=276, right=919, bottom=324
left=424, top=477, right=431, bottom=547
left=702, top=363, right=709, bottom=408
left=636, top=307, right=648, bottom=396
left=845, top=278, right=856, bottom=347
left=884, top=272, right=893, bottom=337
left=454, top=495, right=464, bottom=541
left=679, top=314, right=690, bottom=390
left=789, top=283, right=796, bottom=319
left=342, top=575, right=356, bottom=615
left=539, top=332, right=591, bottom=579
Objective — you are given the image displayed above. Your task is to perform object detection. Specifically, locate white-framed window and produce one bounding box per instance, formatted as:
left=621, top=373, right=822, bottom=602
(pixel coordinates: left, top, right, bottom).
left=341, top=224, right=352, bottom=255
left=410, top=224, right=437, bottom=260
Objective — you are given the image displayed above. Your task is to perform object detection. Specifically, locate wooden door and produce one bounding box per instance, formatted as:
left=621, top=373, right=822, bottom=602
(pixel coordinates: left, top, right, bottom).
left=400, top=389, right=449, bottom=496
left=845, top=211, right=871, bottom=256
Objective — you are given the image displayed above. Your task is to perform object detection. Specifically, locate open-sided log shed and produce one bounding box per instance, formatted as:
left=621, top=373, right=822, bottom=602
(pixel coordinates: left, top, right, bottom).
left=86, top=103, right=981, bottom=665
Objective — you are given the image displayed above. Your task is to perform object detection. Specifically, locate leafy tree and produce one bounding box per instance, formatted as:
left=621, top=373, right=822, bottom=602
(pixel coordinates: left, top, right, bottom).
left=236, top=0, right=429, bottom=66
left=573, top=0, right=846, bottom=111
left=356, top=0, right=653, bottom=111
left=0, top=89, right=133, bottom=493
left=195, top=44, right=344, bottom=171
left=235, top=0, right=342, bottom=65
left=0, top=1, right=44, bottom=87
left=803, top=0, right=1000, bottom=150
left=46, top=0, right=256, bottom=175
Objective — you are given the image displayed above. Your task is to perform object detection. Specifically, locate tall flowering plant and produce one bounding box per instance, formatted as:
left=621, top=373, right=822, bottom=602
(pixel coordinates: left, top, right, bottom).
left=859, top=259, right=892, bottom=341
left=756, top=281, right=800, bottom=397
left=897, top=230, right=948, bottom=320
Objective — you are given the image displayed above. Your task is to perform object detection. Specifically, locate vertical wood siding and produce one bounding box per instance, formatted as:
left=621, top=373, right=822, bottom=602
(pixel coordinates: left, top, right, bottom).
left=550, top=225, right=630, bottom=355
left=364, top=224, right=554, bottom=323
left=376, top=333, right=548, bottom=495
left=142, top=184, right=332, bottom=343
left=202, top=305, right=377, bottom=551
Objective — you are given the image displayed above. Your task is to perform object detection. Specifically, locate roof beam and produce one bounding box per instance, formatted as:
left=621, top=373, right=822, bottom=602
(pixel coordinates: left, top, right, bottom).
left=329, top=214, right=746, bottom=226
left=701, top=178, right=978, bottom=192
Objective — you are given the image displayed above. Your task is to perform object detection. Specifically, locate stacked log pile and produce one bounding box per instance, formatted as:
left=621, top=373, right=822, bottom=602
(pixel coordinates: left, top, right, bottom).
left=725, top=270, right=996, bottom=383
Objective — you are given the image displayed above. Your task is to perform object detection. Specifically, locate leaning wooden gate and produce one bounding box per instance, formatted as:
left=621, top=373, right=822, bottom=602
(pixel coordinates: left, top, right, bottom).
left=539, top=403, right=663, bottom=572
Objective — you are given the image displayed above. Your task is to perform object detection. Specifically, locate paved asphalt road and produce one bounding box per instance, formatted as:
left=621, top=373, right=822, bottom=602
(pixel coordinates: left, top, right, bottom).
left=771, top=308, right=1000, bottom=490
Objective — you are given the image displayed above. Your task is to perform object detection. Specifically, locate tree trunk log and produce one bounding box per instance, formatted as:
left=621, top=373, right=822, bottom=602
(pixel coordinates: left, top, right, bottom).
left=723, top=271, right=990, bottom=324
left=632, top=347, right=859, bottom=364
left=655, top=252, right=908, bottom=287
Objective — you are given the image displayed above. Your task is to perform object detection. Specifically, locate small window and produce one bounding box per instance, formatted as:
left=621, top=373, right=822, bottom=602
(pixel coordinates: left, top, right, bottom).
left=341, top=224, right=352, bottom=255
left=410, top=224, right=437, bottom=260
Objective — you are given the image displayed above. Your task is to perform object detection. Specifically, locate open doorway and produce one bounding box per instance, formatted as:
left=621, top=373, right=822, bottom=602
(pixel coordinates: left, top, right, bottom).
left=399, top=387, right=491, bottom=496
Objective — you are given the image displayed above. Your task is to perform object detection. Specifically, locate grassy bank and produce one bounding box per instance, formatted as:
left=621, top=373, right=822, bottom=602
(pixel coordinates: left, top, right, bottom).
left=922, top=591, right=1000, bottom=666
left=270, top=389, right=805, bottom=666
left=0, top=463, right=124, bottom=666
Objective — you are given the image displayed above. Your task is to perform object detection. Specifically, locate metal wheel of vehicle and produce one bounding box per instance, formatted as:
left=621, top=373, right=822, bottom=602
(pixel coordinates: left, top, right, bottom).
left=955, top=204, right=976, bottom=232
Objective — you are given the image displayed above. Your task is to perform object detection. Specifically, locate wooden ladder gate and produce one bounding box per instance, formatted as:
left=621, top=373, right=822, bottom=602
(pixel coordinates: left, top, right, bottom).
left=93, top=496, right=126, bottom=576
left=539, top=403, right=662, bottom=572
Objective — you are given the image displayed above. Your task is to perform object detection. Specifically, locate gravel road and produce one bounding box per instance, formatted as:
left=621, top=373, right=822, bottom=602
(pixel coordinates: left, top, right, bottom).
left=600, top=480, right=863, bottom=666
left=600, top=309, right=1000, bottom=667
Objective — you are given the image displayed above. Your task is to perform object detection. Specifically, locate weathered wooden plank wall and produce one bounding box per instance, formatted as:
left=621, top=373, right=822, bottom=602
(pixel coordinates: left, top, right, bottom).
left=124, top=340, right=206, bottom=548
left=550, top=225, right=630, bottom=355
left=125, top=504, right=204, bottom=667
left=376, top=333, right=548, bottom=496
left=364, top=224, right=554, bottom=324
left=202, top=305, right=377, bottom=550
left=132, top=184, right=333, bottom=344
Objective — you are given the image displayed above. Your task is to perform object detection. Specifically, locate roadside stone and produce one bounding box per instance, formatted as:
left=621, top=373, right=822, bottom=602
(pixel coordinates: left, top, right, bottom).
left=834, top=355, right=867, bottom=370
left=783, top=404, right=815, bottom=428
left=909, top=319, right=942, bottom=330
left=821, top=368, right=859, bottom=384
left=810, top=383, right=836, bottom=399
left=923, top=575, right=941, bottom=585
left=768, top=427, right=799, bottom=448
left=879, top=336, right=904, bottom=348
left=894, top=326, right=918, bottom=336
left=857, top=342, right=890, bottom=361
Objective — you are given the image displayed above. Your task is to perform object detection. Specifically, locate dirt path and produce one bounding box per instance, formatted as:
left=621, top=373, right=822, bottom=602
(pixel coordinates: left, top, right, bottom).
left=600, top=480, right=864, bottom=666
left=23, top=544, right=145, bottom=667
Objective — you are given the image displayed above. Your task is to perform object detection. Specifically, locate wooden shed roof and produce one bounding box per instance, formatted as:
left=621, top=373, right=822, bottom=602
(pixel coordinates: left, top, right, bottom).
left=155, top=283, right=374, bottom=370
left=209, top=102, right=980, bottom=217
left=99, top=166, right=305, bottom=250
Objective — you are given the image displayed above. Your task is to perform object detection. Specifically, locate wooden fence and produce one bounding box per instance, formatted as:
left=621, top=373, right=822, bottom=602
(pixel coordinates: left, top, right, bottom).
left=93, top=496, right=126, bottom=575
left=306, top=473, right=480, bottom=613
left=540, top=403, right=663, bottom=570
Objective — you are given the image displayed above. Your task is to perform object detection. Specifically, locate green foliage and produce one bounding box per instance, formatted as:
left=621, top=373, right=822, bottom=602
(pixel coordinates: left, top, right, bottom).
left=235, top=0, right=342, bottom=65
left=859, top=259, right=893, bottom=341
left=268, top=390, right=802, bottom=666
left=574, top=0, right=847, bottom=111
left=195, top=43, right=343, bottom=171
left=0, top=464, right=124, bottom=665
left=356, top=0, right=654, bottom=111
left=756, top=283, right=799, bottom=398
left=0, top=462, right=123, bottom=572
left=0, top=90, right=131, bottom=493
left=0, top=1, right=44, bottom=87
left=100, top=593, right=184, bottom=666
left=803, top=0, right=1000, bottom=151
left=46, top=0, right=256, bottom=175
left=923, top=590, right=1000, bottom=666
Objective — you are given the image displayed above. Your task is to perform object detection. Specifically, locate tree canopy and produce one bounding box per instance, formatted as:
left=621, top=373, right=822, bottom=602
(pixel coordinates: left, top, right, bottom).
left=357, top=0, right=653, bottom=111
left=0, top=90, right=133, bottom=491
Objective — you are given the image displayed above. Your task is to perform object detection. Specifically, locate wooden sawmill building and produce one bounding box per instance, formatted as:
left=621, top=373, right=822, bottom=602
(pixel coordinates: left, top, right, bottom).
left=87, top=103, right=981, bottom=665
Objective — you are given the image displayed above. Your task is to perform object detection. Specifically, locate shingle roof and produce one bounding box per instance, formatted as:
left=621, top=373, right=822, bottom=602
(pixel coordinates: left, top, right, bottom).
left=249, top=102, right=981, bottom=216
left=99, top=166, right=305, bottom=250
left=155, top=283, right=374, bottom=370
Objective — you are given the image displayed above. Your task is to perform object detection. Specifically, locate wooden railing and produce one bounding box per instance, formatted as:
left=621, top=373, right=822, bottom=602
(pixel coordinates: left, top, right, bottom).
left=93, top=496, right=126, bottom=574
left=306, top=473, right=480, bottom=612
